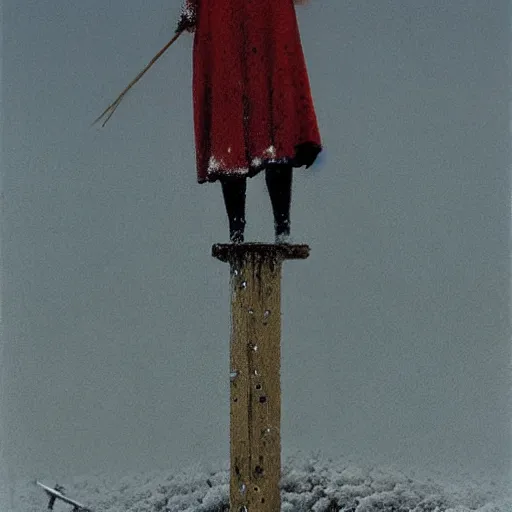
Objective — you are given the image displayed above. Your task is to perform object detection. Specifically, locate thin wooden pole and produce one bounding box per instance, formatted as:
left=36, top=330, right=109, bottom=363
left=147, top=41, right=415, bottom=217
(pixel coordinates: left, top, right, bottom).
left=212, top=243, right=310, bottom=512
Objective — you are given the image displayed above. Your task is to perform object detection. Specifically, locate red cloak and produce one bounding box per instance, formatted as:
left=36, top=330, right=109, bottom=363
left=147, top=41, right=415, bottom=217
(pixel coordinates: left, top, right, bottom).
left=181, top=0, right=322, bottom=183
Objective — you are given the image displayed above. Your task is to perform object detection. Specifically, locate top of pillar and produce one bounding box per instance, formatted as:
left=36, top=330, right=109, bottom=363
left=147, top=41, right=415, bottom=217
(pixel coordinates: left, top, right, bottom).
left=212, top=243, right=310, bottom=263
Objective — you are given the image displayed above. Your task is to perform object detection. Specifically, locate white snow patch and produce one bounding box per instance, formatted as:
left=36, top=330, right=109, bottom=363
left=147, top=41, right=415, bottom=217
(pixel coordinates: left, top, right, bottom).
left=264, top=146, right=277, bottom=158
left=8, top=452, right=511, bottom=512
left=180, top=0, right=196, bottom=21
left=206, top=146, right=292, bottom=179
left=251, top=156, right=263, bottom=167
left=207, top=156, right=223, bottom=173
left=207, top=155, right=251, bottom=178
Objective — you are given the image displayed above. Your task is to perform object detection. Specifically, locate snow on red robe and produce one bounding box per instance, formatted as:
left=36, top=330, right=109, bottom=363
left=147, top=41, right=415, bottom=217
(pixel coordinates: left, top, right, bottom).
left=180, top=0, right=322, bottom=183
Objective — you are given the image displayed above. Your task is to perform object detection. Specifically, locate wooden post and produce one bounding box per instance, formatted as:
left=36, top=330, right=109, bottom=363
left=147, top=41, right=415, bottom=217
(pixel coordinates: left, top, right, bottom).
left=212, top=243, right=310, bottom=512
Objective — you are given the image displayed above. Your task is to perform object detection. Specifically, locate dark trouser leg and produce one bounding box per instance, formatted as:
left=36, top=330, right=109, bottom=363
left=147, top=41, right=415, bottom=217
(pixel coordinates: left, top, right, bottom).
left=265, top=165, right=293, bottom=242
left=220, top=178, right=247, bottom=243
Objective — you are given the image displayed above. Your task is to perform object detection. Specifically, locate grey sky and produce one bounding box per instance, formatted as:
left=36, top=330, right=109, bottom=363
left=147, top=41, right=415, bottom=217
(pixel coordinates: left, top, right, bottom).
left=1, top=0, right=510, bottom=487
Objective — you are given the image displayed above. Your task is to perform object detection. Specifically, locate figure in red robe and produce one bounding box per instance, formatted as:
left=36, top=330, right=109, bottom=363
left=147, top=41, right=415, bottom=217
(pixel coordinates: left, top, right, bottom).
left=177, top=0, right=322, bottom=243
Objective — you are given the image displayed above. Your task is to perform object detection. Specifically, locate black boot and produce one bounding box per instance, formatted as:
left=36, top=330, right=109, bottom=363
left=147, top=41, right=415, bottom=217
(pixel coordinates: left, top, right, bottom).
left=265, top=166, right=292, bottom=243
left=221, top=178, right=247, bottom=243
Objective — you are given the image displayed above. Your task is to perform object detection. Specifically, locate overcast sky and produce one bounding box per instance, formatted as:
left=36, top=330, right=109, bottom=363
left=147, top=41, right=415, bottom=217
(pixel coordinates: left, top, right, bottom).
left=1, top=0, right=511, bottom=490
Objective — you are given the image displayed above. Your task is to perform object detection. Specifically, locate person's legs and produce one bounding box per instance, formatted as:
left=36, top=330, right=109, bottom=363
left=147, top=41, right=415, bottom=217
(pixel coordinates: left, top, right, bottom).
left=265, top=165, right=293, bottom=243
left=220, top=178, right=247, bottom=243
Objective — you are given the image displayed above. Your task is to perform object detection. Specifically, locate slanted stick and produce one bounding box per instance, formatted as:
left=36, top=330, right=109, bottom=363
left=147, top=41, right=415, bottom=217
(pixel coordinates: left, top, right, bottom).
left=94, top=30, right=183, bottom=127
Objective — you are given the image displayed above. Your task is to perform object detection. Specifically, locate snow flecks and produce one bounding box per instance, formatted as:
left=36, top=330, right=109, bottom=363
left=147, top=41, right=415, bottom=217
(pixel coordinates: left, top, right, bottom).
left=206, top=154, right=251, bottom=179
left=251, top=156, right=263, bottom=168
left=11, top=453, right=512, bottom=511
left=207, top=147, right=292, bottom=180
left=180, top=0, right=196, bottom=23
left=264, top=145, right=277, bottom=159
left=207, top=156, right=222, bottom=174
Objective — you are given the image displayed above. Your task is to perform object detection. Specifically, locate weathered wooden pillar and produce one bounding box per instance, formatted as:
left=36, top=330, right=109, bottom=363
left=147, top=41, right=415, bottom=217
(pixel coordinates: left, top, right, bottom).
left=212, top=243, right=310, bottom=512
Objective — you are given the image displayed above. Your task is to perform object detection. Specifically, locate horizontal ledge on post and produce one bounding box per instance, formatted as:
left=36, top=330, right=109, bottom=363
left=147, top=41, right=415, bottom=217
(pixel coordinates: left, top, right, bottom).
left=212, top=243, right=310, bottom=263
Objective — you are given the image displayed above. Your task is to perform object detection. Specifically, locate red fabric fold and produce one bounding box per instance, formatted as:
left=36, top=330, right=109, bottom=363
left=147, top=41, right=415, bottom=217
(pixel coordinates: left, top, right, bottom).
left=191, top=0, right=322, bottom=183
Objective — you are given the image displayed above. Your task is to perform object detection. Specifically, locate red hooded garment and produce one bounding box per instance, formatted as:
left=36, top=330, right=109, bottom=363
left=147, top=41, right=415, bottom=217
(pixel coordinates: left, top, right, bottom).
left=180, top=0, right=322, bottom=183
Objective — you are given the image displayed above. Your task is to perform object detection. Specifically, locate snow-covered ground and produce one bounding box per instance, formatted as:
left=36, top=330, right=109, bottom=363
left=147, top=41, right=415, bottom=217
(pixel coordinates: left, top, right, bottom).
left=6, top=452, right=512, bottom=511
